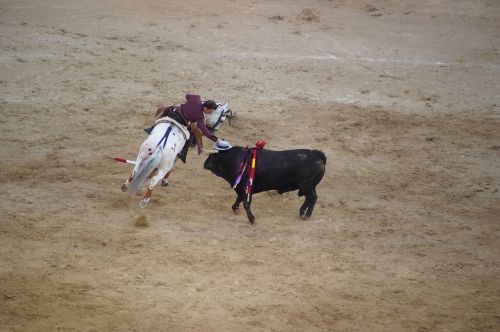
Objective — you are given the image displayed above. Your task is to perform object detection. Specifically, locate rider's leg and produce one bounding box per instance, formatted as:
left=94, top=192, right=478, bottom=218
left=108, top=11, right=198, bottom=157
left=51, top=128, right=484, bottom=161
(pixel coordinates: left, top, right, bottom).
left=177, top=140, right=189, bottom=163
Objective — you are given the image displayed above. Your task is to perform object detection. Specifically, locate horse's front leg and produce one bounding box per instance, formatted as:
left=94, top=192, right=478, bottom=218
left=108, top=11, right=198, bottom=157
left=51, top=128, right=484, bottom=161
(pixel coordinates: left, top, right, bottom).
left=139, top=167, right=169, bottom=208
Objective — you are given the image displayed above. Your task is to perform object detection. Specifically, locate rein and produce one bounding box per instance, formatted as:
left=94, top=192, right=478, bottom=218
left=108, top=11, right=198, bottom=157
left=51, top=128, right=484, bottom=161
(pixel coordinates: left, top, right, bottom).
left=207, top=111, right=226, bottom=131
left=207, top=106, right=233, bottom=130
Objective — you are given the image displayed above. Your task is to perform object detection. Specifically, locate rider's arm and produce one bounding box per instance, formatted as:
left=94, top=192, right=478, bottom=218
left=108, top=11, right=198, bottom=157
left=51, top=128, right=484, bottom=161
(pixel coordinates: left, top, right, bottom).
left=196, top=118, right=218, bottom=142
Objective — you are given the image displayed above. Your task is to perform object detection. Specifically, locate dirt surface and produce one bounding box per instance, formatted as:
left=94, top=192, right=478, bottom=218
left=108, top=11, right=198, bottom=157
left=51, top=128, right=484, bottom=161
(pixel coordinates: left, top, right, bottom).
left=1, top=0, right=499, bottom=331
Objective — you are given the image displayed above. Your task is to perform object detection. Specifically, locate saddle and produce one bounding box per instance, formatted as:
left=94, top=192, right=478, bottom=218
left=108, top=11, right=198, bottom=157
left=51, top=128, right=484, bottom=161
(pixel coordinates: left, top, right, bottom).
left=154, top=116, right=190, bottom=140
left=155, top=106, right=176, bottom=120
left=154, top=105, right=204, bottom=153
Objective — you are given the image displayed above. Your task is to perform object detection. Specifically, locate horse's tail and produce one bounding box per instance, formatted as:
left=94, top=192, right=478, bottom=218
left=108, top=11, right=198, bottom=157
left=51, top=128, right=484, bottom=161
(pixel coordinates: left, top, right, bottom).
left=126, top=147, right=162, bottom=194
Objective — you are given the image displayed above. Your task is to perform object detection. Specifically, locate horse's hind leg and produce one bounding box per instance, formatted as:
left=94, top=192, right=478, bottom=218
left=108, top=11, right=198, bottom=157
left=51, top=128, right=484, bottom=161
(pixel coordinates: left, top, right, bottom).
left=121, top=174, right=133, bottom=192
left=139, top=167, right=169, bottom=208
left=149, top=167, right=169, bottom=189
left=140, top=187, right=153, bottom=208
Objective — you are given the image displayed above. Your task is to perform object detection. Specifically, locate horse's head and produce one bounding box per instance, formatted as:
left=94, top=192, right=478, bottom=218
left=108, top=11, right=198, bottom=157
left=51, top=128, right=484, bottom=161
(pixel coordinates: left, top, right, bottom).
left=205, top=102, right=236, bottom=131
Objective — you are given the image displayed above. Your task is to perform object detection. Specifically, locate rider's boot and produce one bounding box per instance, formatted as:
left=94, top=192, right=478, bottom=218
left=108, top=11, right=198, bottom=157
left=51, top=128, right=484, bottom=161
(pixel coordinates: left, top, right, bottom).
left=177, top=141, right=189, bottom=163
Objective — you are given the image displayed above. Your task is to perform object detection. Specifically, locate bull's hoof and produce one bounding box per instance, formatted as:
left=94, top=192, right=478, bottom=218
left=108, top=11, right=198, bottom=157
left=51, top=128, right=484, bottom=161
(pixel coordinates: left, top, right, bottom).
left=139, top=197, right=151, bottom=208
left=232, top=206, right=240, bottom=214
left=301, top=215, right=311, bottom=221
left=248, top=216, right=256, bottom=224
left=121, top=183, right=128, bottom=192
left=161, top=179, right=169, bottom=187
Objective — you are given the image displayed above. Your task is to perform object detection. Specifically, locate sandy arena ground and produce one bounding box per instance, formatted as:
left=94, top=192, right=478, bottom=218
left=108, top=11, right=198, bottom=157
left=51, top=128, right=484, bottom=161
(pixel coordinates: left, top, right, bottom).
left=1, top=0, right=499, bottom=331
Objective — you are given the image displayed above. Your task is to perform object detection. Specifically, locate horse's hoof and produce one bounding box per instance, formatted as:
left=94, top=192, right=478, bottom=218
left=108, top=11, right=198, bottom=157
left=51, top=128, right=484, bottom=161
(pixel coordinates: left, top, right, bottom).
left=232, top=206, right=240, bottom=214
left=139, top=198, right=150, bottom=208
left=301, top=214, right=311, bottom=221
left=161, top=180, right=169, bottom=187
left=248, top=216, right=256, bottom=224
left=121, top=183, right=128, bottom=192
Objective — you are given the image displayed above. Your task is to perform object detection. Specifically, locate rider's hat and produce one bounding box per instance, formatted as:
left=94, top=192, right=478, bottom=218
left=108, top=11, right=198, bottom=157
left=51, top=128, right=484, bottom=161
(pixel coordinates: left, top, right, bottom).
left=213, top=139, right=232, bottom=151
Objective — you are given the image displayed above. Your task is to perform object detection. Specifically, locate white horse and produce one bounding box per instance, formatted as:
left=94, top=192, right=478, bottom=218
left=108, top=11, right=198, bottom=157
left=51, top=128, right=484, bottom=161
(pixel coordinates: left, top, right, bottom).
left=121, top=102, right=234, bottom=208
left=121, top=117, right=190, bottom=208
left=205, top=102, right=234, bottom=132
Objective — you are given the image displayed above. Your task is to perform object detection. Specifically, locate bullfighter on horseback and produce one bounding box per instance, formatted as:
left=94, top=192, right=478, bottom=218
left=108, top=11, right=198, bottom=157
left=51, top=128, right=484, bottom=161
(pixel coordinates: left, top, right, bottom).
left=152, top=94, right=220, bottom=163
left=122, top=94, right=224, bottom=208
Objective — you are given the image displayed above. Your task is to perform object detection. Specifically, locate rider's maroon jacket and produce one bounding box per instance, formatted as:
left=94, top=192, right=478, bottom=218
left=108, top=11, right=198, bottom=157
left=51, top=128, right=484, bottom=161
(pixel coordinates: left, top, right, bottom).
left=180, top=94, right=218, bottom=142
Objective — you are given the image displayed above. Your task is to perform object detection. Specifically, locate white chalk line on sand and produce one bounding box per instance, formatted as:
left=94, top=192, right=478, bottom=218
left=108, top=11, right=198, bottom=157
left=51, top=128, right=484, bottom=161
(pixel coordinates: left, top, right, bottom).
left=1, top=49, right=497, bottom=70
left=216, top=50, right=500, bottom=70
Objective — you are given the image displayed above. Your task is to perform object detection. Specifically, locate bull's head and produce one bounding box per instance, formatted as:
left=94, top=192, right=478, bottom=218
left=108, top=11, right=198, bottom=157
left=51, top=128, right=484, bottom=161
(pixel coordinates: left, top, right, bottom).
left=203, top=150, right=220, bottom=173
left=203, top=149, right=234, bottom=181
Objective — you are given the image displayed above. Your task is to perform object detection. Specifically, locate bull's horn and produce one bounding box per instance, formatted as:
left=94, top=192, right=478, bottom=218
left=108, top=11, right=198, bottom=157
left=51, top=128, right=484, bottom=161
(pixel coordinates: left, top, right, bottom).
left=202, top=149, right=219, bottom=154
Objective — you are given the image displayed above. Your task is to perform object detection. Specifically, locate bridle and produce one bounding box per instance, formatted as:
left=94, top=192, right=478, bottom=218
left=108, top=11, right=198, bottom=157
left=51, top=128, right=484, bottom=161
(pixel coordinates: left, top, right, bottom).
left=207, top=108, right=235, bottom=131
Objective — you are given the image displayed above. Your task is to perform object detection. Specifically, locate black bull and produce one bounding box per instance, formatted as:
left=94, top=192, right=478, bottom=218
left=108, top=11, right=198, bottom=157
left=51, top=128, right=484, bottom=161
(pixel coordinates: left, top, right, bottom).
left=204, top=147, right=326, bottom=224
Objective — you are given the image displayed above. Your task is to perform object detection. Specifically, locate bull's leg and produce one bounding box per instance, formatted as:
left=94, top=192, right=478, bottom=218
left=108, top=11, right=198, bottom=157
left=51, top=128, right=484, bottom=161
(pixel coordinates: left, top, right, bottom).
left=232, top=195, right=244, bottom=213
left=299, top=199, right=309, bottom=218
left=242, top=196, right=255, bottom=224
left=301, top=189, right=318, bottom=220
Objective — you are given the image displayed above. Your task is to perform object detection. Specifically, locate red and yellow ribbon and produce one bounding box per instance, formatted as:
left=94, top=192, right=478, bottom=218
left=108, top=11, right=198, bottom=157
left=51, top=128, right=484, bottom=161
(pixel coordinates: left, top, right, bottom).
left=246, top=148, right=257, bottom=202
